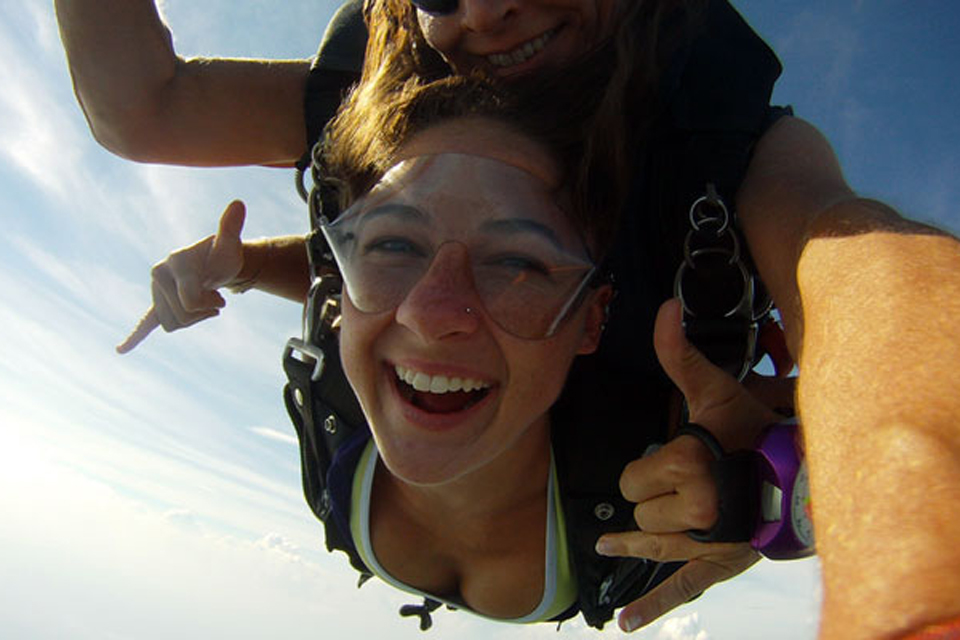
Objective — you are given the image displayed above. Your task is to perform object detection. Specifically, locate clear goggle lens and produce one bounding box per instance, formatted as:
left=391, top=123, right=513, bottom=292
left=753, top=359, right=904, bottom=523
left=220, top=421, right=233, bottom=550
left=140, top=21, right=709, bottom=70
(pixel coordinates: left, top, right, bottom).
left=320, top=154, right=597, bottom=339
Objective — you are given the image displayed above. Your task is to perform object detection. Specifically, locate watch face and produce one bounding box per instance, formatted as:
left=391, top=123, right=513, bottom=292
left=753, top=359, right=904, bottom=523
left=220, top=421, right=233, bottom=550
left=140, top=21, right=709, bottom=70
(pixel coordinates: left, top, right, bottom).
left=790, top=461, right=815, bottom=547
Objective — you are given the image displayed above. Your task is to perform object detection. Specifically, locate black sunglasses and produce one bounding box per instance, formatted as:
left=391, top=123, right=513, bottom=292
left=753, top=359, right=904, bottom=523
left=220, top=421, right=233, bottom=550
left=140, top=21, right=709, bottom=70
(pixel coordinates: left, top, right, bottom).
left=410, top=0, right=459, bottom=16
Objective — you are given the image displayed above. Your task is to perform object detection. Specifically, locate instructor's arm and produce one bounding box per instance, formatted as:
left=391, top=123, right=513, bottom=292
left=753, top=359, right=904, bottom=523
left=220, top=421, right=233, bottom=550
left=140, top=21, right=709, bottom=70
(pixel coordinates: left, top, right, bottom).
left=739, top=116, right=960, bottom=640
left=55, top=0, right=309, bottom=166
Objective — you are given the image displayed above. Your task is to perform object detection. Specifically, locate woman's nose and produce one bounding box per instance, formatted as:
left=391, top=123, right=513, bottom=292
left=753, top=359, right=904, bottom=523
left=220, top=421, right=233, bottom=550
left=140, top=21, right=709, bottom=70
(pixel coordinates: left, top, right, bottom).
left=459, top=0, right=520, bottom=33
left=394, top=243, right=483, bottom=341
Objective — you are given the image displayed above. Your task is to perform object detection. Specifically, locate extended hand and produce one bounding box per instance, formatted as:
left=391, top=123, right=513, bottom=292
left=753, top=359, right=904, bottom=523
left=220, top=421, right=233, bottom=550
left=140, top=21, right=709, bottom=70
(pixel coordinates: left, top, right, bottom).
left=597, top=298, right=784, bottom=632
left=116, top=200, right=246, bottom=353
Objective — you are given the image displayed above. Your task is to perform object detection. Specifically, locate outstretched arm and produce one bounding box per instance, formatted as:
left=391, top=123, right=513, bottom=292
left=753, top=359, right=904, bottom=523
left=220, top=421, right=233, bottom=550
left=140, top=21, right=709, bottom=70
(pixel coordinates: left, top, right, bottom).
left=55, top=0, right=309, bottom=166
left=738, top=116, right=960, bottom=640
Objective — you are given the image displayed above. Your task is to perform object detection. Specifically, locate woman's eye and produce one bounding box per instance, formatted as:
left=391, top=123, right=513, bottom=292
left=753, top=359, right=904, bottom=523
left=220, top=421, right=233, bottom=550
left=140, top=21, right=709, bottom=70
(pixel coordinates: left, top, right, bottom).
left=363, top=237, right=425, bottom=257
left=490, top=254, right=552, bottom=277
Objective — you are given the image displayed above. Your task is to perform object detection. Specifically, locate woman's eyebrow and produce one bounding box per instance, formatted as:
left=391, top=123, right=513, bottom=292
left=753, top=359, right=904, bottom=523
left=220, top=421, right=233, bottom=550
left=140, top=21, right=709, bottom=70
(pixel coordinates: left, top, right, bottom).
left=478, top=218, right=563, bottom=250
left=361, top=203, right=430, bottom=225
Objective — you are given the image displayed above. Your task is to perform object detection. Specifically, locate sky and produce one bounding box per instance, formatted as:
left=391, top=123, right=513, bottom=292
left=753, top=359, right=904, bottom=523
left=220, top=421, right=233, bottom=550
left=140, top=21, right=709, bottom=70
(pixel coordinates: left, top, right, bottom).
left=1, top=1, right=958, bottom=639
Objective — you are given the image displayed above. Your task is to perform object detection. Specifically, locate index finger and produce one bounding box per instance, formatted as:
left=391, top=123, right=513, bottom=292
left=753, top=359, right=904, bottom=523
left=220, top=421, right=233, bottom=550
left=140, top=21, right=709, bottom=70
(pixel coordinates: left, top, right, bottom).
left=116, top=307, right=160, bottom=354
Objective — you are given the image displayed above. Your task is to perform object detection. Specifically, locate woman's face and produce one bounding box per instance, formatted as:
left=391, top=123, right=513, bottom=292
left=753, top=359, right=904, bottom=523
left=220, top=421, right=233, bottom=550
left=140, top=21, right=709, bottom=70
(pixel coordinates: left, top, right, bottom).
left=416, top=0, right=620, bottom=78
left=337, top=118, right=610, bottom=486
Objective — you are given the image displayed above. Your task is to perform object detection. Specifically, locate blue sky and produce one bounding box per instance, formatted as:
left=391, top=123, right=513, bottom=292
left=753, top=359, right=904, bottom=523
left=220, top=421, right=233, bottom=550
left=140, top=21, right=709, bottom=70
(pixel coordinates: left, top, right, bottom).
left=1, top=1, right=957, bottom=639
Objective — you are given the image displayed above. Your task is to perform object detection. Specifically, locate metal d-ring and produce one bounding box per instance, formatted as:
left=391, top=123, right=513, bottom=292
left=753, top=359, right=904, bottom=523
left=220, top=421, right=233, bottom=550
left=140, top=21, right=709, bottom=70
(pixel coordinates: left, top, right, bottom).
left=683, top=224, right=741, bottom=268
left=688, top=185, right=730, bottom=235
left=674, top=249, right=753, bottom=319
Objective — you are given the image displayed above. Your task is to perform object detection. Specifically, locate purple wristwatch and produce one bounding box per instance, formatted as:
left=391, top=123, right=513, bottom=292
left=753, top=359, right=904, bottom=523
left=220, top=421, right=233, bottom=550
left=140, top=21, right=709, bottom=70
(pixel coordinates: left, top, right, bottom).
left=680, top=420, right=815, bottom=560
left=751, top=419, right=814, bottom=559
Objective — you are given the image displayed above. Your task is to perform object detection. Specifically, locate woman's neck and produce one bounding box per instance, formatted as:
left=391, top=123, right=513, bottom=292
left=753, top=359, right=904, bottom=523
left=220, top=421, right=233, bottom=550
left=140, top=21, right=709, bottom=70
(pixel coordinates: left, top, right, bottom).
left=380, top=416, right=552, bottom=533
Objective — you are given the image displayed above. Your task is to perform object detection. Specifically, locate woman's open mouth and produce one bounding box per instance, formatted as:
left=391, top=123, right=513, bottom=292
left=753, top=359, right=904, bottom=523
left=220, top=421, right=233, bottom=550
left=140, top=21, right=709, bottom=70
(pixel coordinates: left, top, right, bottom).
left=394, top=364, right=493, bottom=414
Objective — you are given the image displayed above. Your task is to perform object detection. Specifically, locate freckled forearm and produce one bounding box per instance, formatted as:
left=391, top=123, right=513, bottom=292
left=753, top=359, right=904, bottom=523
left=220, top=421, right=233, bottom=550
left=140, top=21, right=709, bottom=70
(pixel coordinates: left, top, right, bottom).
left=795, top=223, right=960, bottom=639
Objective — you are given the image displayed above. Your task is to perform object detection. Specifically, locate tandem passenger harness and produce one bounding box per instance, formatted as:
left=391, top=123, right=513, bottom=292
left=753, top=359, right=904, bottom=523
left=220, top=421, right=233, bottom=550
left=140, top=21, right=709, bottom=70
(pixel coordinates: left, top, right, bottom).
left=281, top=0, right=790, bottom=631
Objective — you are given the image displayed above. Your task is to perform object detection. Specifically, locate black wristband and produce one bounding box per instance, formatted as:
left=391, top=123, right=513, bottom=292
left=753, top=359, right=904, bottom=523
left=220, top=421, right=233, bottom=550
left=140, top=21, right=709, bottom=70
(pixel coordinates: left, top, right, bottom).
left=677, top=423, right=760, bottom=543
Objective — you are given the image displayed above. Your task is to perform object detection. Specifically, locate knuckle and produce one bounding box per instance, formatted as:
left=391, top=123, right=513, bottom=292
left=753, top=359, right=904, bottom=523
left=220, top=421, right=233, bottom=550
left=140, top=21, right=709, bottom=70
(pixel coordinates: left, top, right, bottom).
left=683, top=486, right=719, bottom=529
left=181, top=295, right=203, bottom=313
left=686, top=499, right=719, bottom=530
left=660, top=446, right=704, bottom=484
left=641, top=535, right=666, bottom=561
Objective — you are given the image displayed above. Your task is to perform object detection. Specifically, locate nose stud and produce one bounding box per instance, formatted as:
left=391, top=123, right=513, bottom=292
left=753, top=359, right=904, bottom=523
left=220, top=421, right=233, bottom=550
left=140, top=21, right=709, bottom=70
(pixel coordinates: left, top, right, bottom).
left=465, top=307, right=474, bottom=314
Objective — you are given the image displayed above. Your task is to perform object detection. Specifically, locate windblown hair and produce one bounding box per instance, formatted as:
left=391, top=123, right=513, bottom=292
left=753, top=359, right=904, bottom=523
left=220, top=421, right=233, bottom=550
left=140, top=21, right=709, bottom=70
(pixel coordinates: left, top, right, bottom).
left=319, top=74, right=605, bottom=242
left=317, top=0, right=706, bottom=254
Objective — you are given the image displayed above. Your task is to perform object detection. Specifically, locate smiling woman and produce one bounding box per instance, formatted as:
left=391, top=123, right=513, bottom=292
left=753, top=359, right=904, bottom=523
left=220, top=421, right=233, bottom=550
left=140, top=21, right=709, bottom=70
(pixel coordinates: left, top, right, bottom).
left=121, top=71, right=772, bottom=630
left=329, top=113, right=610, bottom=621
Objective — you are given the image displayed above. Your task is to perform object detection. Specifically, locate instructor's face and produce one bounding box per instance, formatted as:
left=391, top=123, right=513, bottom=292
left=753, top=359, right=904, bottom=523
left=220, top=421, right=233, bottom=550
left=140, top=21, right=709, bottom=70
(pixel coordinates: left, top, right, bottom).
left=416, top=0, right=619, bottom=79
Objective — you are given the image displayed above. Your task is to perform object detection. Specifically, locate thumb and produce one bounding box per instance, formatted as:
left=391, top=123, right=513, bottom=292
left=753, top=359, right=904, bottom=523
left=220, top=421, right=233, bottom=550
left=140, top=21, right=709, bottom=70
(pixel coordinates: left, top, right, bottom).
left=205, top=200, right=246, bottom=286
left=655, top=299, right=779, bottom=450
left=654, top=299, right=736, bottom=414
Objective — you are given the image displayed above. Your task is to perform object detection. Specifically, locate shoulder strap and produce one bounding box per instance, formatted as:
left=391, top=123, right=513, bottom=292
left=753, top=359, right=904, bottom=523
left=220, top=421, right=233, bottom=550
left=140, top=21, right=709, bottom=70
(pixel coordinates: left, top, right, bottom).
left=557, top=0, right=788, bottom=628
left=301, top=0, right=366, bottom=170
left=659, top=0, right=787, bottom=378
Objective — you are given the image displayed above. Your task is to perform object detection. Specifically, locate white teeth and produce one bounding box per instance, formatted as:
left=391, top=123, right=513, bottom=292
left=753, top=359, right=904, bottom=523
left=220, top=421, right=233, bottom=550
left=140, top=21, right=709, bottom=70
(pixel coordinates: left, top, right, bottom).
left=395, top=365, right=490, bottom=395
left=487, top=29, right=554, bottom=68
left=412, top=371, right=432, bottom=392
left=429, top=376, right=448, bottom=393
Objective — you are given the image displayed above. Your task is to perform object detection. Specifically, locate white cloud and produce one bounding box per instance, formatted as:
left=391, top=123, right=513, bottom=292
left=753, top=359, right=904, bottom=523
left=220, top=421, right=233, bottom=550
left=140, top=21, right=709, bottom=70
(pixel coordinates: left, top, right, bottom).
left=252, top=426, right=300, bottom=446
left=0, top=3, right=87, bottom=198
left=775, top=9, right=862, bottom=103
left=656, top=613, right=709, bottom=640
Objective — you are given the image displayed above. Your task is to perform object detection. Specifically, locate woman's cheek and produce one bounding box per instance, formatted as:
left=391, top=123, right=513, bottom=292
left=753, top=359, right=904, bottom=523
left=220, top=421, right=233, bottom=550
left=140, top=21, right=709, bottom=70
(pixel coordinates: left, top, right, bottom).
left=338, top=302, right=378, bottom=411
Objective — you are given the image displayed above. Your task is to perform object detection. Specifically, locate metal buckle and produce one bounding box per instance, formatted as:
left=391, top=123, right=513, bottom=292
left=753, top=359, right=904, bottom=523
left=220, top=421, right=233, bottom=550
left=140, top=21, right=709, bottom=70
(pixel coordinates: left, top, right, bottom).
left=284, top=337, right=327, bottom=382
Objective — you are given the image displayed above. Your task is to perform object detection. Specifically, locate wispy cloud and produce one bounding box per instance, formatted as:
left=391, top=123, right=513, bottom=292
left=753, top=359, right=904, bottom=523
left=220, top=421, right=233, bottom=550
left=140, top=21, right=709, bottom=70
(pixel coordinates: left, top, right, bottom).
left=252, top=426, right=300, bottom=446
left=656, top=613, right=709, bottom=640
left=774, top=8, right=862, bottom=104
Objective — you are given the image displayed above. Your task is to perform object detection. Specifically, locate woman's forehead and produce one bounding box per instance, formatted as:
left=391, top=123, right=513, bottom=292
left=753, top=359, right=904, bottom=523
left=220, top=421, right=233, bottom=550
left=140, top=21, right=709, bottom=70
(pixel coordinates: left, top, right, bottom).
left=393, top=117, right=560, bottom=187
left=368, top=153, right=569, bottom=224
left=353, top=152, right=584, bottom=249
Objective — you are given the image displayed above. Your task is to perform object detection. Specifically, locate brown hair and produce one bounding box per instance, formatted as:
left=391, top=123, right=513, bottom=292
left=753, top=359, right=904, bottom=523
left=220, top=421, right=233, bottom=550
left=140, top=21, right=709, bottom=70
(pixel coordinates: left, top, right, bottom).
left=318, top=0, right=706, bottom=254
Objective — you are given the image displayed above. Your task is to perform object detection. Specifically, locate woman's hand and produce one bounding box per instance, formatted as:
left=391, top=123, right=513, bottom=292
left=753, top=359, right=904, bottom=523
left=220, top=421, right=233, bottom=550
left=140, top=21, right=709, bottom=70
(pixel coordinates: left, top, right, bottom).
left=596, top=298, right=787, bottom=632
left=116, top=200, right=247, bottom=353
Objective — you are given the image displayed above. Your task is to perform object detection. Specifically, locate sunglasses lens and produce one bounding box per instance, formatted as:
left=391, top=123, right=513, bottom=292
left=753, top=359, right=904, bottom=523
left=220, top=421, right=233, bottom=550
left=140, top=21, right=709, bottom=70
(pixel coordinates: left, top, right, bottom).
left=410, top=0, right=458, bottom=16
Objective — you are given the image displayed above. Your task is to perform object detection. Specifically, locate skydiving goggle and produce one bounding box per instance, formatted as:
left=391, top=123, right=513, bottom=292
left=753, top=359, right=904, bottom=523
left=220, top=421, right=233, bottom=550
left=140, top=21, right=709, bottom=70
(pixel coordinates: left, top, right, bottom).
left=318, top=153, right=599, bottom=340
left=409, top=0, right=458, bottom=16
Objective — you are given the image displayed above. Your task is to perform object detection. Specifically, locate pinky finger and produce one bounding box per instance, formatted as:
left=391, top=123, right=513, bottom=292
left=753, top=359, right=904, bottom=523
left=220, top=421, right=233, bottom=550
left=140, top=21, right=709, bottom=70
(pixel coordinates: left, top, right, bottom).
left=116, top=308, right=160, bottom=354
